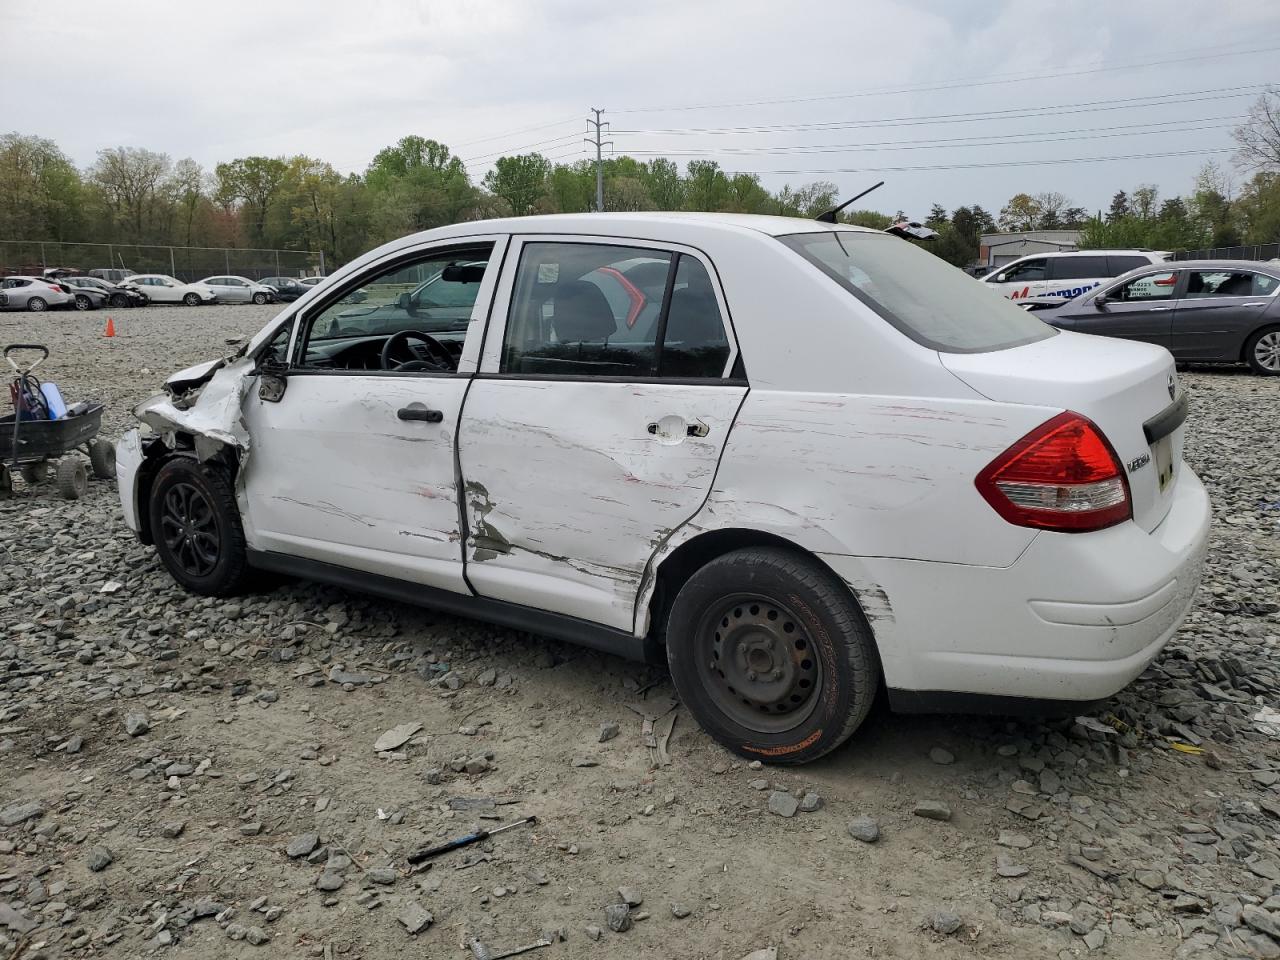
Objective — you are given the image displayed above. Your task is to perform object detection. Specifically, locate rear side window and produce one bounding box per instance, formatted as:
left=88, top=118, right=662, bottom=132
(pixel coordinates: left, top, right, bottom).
left=1185, top=270, right=1276, bottom=298
left=780, top=231, right=1053, bottom=353
left=502, top=242, right=731, bottom=379
left=1107, top=255, right=1151, bottom=274
left=1048, top=256, right=1108, bottom=280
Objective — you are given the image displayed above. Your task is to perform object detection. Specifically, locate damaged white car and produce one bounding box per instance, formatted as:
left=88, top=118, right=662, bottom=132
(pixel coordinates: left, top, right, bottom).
left=117, top=213, right=1210, bottom=764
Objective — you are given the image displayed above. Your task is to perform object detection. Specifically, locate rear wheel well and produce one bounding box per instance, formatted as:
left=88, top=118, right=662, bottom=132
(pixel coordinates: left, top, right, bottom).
left=645, top=529, right=876, bottom=664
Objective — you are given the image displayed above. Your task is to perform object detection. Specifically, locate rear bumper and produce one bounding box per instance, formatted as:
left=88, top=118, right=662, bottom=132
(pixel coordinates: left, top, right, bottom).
left=822, top=465, right=1211, bottom=703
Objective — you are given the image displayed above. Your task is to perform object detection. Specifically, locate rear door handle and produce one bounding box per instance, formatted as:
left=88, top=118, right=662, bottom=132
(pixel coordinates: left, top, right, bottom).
left=398, top=404, right=444, bottom=423
left=1243, top=302, right=1267, bottom=308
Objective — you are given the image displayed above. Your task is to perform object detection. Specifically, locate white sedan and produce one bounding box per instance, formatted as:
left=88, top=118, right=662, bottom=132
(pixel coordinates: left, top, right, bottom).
left=198, top=275, right=277, bottom=305
left=115, top=212, right=1209, bottom=764
left=123, top=275, right=218, bottom=305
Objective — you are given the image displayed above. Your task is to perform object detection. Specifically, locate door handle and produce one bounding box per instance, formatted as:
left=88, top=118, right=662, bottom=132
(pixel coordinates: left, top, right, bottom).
left=1149, top=306, right=1171, bottom=311
left=1243, top=302, right=1266, bottom=307
left=397, top=404, right=444, bottom=423
left=646, top=418, right=711, bottom=439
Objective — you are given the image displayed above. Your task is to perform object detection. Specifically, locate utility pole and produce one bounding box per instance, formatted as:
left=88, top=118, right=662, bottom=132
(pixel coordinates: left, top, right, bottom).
left=585, top=108, right=611, bottom=212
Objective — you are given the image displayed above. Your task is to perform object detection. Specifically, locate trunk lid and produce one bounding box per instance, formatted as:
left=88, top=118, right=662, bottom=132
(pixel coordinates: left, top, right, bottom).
left=941, top=330, right=1182, bottom=533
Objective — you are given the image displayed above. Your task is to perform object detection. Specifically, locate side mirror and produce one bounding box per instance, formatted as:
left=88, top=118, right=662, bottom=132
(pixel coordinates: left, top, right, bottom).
left=397, top=291, right=416, bottom=313
left=256, top=356, right=289, bottom=403
left=1093, top=294, right=1109, bottom=309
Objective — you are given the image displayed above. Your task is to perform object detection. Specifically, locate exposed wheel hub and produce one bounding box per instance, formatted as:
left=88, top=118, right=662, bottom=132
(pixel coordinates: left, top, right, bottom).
left=699, top=596, right=822, bottom=734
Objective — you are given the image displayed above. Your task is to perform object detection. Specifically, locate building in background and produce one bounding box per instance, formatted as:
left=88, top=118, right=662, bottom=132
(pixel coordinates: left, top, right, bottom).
left=979, top=230, right=1082, bottom=268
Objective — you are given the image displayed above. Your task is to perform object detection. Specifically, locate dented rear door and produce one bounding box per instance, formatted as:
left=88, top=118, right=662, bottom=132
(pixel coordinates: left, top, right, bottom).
left=458, top=236, right=747, bottom=631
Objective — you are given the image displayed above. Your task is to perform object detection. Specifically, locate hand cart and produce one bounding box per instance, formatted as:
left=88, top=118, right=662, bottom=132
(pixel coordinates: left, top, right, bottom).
left=2, top=344, right=116, bottom=499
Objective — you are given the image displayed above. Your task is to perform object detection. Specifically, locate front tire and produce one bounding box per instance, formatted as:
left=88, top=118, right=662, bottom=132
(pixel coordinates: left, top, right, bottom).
left=252, top=292, right=268, bottom=305
left=110, top=292, right=130, bottom=308
left=183, top=293, right=200, bottom=306
left=148, top=457, right=250, bottom=595
left=1246, top=326, right=1280, bottom=376
left=666, top=547, right=879, bottom=765
left=28, top=297, right=47, bottom=312
left=88, top=439, right=116, bottom=480
left=74, top=294, right=93, bottom=311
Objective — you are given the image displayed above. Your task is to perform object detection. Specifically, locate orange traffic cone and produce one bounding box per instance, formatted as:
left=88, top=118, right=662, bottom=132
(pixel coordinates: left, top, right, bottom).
left=104, top=316, right=115, bottom=338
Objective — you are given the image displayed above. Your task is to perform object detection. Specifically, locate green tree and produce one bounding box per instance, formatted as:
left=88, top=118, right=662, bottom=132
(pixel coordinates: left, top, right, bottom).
left=482, top=153, right=551, bottom=217
left=90, top=146, right=172, bottom=243
left=0, top=133, right=84, bottom=241
left=998, top=193, right=1042, bottom=231
left=214, top=156, right=290, bottom=246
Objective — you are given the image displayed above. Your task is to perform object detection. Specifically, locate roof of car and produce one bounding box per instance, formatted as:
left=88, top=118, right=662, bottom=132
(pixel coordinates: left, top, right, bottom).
left=441, top=212, right=882, bottom=239
left=1158, top=259, right=1280, bottom=272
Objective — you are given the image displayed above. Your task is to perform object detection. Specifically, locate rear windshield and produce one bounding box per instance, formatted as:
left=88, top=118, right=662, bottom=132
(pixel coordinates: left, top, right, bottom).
left=779, top=231, right=1055, bottom=353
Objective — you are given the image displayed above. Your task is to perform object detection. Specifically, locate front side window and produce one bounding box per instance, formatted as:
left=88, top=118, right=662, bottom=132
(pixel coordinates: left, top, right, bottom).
left=780, top=231, right=1053, bottom=353
left=999, top=258, right=1047, bottom=283
left=1113, top=271, right=1179, bottom=302
left=1185, top=270, right=1273, bottom=298
left=501, top=242, right=731, bottom=379
left=295, top=243, right=495, bottom=372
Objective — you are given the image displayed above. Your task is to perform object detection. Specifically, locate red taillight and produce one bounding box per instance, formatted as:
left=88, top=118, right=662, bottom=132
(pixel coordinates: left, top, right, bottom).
left=48, top=284, right=62, bottom=292
left=976, top=411, right=1131, bottom=532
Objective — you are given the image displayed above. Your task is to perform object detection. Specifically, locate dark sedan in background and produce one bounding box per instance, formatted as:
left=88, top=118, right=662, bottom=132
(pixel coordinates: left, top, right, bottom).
left=62, top=274, right=148, bottom=309
left=260, top=276, right=309, bottom=301
left=1039, top=260, right=1280, bottom=375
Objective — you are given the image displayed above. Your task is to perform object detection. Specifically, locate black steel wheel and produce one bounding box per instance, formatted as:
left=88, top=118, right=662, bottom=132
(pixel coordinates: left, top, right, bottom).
left=148, top=457, right=250, bottom=595
left=696, top=595, right=824, bottom=734
left=667, top=546, right=879, bottom=765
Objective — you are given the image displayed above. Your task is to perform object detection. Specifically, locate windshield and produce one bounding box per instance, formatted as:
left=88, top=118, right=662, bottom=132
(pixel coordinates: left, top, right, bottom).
left=779, top=231, right=1054, bottom=353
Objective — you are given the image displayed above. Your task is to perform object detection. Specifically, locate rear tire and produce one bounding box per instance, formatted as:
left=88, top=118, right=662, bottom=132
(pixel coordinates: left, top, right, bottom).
left=183, top=293, right=200, bottom=306
left=88, top=439, right=116, bottom=480
left=56, top=457, right=88, bottom=500
left=148, top=457, right=251, bottom=596
left=28, top=297, right=47, bottom=312
left=666, top=546, right=879, bottom=765
left=20, top=461, right=50, bottom=485
left=1246, top=325, right=1280, bottom=376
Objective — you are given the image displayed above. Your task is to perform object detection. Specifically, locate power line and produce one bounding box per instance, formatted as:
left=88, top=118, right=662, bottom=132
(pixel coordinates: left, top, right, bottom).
left=721, top=147, right=1233, bottom=177
left=615, top=40, right=1280, bottom=114
left=611, top=85, right=1268, bottom=137
left=452, top=116, right=580, bottom=148
left=461, top=131, right=583, bottom=164
left=619, top=119, right=1241, bottom=158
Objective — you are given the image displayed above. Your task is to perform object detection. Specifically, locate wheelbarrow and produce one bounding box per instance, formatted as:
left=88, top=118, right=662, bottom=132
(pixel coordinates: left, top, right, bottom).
left=1, top=344, right=115, bottom=499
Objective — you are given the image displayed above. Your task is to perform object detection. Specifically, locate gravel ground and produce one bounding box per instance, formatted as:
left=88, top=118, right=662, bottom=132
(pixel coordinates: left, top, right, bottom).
left=2, top=303, right=1279, bottom=960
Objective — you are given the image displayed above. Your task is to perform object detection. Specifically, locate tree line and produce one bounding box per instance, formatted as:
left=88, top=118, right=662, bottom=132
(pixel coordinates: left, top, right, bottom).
left=3, top=88, right=1278, bottom=270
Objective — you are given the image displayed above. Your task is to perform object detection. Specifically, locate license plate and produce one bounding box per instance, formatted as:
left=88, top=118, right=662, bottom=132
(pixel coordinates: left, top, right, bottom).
left=1152, top=435, right=1174, bottom=492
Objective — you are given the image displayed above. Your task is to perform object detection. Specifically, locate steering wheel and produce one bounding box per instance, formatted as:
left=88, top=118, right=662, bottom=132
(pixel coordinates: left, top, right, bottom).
left=380, top=330, right=454, bottom=372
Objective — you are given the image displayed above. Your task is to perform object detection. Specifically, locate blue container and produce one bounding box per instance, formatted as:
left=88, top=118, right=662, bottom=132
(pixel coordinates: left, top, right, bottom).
left=40, top=382, right=67, bottom=420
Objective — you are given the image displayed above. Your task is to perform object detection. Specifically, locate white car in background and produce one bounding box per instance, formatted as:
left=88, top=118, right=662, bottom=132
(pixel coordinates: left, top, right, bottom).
left=0, top=276, right=75, bottom=311
left=117, top=213, right=1209, bottom=764
left=198, top=276, right=277, bottom=305
left=984, top=250, right=1169, bottom=303
left=122, top=275, right=218, bottom=305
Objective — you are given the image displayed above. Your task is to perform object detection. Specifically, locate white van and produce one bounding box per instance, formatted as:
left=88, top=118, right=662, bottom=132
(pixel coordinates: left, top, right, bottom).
left=983, top=251, right=1168, bottom=303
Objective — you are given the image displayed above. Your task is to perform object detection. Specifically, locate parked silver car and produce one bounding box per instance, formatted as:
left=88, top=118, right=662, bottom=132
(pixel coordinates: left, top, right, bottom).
left=0, top=276, right=74, bottom=311
left=198, top=276, right=276, bottom=305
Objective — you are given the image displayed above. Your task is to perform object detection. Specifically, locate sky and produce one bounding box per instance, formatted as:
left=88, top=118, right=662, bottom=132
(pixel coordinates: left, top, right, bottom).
left=4, top=0, right=1280, bottom=220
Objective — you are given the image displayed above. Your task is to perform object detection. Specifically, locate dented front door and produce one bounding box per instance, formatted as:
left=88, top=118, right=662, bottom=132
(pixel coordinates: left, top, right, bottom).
left=457, top=236, right=747, bottom=632
left=238, top=237, right=506, bottom=594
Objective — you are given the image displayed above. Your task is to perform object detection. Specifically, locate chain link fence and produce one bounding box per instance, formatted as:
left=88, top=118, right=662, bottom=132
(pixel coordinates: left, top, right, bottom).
left=0, top=240, right=324, bottom=283
left=1171, top=243, right=1280, bottom=262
